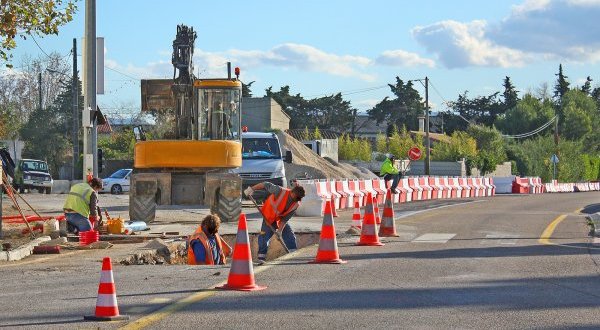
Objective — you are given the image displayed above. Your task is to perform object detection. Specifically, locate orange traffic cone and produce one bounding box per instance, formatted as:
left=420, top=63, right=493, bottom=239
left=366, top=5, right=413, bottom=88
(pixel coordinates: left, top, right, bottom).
left=331, top=195, right=339, bottom=217
left=373, top=196, right=381, bottom=225
left=351, top=201, right=362, bottom=229
left=217, top=213, right=267, bottom=291
left=356, top=193, right=384, bottom=246
left=310, top=200, right=347, bottom=264
left=84, top=257, right=129, bottom=321
left=379, top=189, right=399, bottom=237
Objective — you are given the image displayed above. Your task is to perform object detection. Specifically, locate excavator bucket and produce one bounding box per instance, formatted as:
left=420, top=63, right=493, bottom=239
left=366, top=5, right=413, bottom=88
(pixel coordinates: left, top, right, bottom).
left=206, top=172, right=242, bottom=222
left=141, top=79, right=174, bottom=112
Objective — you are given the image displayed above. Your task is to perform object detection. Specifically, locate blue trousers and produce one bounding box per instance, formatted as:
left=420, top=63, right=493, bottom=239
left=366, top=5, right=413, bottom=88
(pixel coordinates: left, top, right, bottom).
left=257, top=220, right=297, bottom=260
left=65, top=213, right=92, bottom=233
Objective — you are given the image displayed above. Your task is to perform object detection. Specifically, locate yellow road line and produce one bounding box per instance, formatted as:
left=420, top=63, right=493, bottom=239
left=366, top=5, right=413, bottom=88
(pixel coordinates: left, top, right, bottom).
left=119, top=249, right=308, bottom=330
left=539, top=214, right=567, bottom=245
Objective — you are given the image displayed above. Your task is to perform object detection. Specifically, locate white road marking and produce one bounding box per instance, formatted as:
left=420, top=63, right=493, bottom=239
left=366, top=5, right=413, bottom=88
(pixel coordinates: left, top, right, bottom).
left=413, top=233, right=456, bottom=243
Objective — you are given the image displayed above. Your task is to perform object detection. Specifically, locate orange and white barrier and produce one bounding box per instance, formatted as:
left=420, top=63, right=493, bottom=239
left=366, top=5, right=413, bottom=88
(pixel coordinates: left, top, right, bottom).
left=418, top=177, right=433, bottom=200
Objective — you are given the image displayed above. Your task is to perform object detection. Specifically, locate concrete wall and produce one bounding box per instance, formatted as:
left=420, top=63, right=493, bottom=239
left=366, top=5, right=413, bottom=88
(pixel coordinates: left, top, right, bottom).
left=471, top=161, right=512, bottom=177
left=345, top=160, right=466, bottom=177
left=301, top=139, right=339, bottom=162
left=0, top=139, right=24, bottom=162
left=242, top=97, right=290, bottom=131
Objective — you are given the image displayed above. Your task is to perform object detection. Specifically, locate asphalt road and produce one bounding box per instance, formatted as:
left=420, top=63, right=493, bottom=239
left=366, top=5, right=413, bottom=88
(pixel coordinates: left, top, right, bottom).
left=1, top=192, right=599, bottom=329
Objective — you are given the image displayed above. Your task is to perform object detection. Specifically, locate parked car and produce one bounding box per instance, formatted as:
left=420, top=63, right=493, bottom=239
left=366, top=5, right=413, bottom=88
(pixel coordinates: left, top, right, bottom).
left=13, top=159, right=54, bottom=194
left=101, top=168, right=132, bottom=194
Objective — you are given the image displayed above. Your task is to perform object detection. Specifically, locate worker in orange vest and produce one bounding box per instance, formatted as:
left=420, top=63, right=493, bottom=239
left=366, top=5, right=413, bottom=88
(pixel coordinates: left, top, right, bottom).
left=187, top=214, right=232, bottom=265
left=244, top=182, right=306, bottom=265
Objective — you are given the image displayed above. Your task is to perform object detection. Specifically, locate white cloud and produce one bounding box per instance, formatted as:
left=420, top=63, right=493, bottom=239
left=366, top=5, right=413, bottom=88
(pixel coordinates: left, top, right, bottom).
left=412, top=20, right=529, bottom=68
left=375, top=50, right=435, bottom=68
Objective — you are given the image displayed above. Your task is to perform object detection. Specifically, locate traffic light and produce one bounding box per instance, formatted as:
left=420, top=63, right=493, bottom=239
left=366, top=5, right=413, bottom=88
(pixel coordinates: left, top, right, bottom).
left=98, top=148, right=103, bottom=173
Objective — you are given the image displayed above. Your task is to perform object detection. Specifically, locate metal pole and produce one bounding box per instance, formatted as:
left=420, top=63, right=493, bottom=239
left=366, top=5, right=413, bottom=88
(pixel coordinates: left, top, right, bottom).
left=553, top=162, right=556, bottom=181
left=84, top=0, right=97, bottom=178
left=72, top=38, right=78, bottom=181
left=425, top=76, right=430, bottom=176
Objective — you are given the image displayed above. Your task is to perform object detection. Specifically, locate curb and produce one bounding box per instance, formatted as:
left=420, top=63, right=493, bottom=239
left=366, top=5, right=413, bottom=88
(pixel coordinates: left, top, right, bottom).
left=0, top=236, right=52, bottom=261
left=586, top=213, right=600, bottom=237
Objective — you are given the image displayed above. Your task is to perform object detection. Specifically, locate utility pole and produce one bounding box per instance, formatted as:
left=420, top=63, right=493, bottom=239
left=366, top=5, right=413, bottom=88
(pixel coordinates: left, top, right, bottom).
left=425, top=76, right=430, bottom=176
left=83, top=0, right=97, bottom=179
left=72, top=38, right=78, bottom=181
left=38, top=72, right=42, bottom=111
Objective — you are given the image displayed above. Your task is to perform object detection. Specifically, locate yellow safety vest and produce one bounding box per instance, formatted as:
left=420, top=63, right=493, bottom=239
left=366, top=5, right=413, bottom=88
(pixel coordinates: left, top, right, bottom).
left=63, top=183, right=94, bottom=217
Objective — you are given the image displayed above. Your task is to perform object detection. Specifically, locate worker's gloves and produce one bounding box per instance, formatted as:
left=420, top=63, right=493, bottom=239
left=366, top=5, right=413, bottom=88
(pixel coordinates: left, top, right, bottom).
left=244, top=187, right=254, bottom=197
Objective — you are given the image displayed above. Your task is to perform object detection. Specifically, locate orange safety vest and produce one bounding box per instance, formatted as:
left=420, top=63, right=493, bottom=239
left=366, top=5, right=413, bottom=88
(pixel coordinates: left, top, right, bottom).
left=261, top=188, right=299, bottom=227
left=187, top=227, right=231, bottom=265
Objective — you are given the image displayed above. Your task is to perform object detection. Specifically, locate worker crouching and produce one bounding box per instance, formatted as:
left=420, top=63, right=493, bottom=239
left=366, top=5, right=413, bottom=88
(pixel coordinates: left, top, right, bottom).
left=187, top=214, right=232, bottom=265
left=244, top=182, right=305, bottom=265
left=63, top=178, right=103, bottom=234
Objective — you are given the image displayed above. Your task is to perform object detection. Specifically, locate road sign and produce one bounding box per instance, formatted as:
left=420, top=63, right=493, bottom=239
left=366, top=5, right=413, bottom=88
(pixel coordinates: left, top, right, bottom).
left=408, top=147, right=422, bottom=161
left=550, top=154, right=559, bottom=164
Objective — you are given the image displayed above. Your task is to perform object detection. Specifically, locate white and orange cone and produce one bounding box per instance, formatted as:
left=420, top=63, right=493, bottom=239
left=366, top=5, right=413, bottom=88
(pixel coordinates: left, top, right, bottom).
left=84, top=257, right=129, bottom=321
left=217, top=213, right=267, bottom=291
left=356, top=193, right=384, bottom=246
left=351, top=201, right=362, bottom=229
left=379, top=189, right=400, bottom=237
left=310, top=200, right=347, bottom=264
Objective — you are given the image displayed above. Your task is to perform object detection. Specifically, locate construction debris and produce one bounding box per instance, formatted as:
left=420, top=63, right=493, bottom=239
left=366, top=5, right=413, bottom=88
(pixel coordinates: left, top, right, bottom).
left=119, top=238, right=187, bottom=265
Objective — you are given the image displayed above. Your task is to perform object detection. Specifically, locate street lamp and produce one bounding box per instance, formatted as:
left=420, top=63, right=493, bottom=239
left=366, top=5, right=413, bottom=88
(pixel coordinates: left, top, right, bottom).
left=408, top=77, right=430, bottom=175
left=47, top=65, right=79, bottom=181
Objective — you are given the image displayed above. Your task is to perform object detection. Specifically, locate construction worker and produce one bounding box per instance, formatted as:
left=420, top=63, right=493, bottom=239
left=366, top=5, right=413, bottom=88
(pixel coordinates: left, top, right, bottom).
left=381, top=154, right=400, bottom=193
left=187, top=214, right=232, bottom=265
left=244, top=182, right=305, bottom=264
left=63, top=178, right=103, bottom=233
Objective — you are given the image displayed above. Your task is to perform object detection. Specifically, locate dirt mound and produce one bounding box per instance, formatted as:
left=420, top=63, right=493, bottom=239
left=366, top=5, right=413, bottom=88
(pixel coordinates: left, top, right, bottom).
left=277, top=132, right=375, bottom=180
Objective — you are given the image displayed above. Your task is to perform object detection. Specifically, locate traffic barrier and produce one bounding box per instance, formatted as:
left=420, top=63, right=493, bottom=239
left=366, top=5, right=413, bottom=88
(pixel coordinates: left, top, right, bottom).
left=447, top=177, right=460, bottom=198
left=372, top=179, right=387, bottom=204
left=349, top=179, right=365, bottom=207
left=363, top=179, right=380, bottom=205
left=335, top=180, right=349, bottom=209
left=217, top=213, right=267, bottom=291
left=340, top=180, right=355, bottom=208
left=430, top=177, right=444, bottom=199
left=483, top=177, right=496, bottom=196
left=358, top=180, right=369, bottom=206
left=296, top=180, right=325, bottom=217
left=512, top=177, right=530, bottom=194
left=324, top=180, right=342, bottom=211
left=330, top=195, right=339, bottom=217
left=458, top=177, right=472, bottom=198
left=492, top=176, right=515, bottom=194
left=473, top=177, right=485, bottom=197
left=407, top=177, right=423, bottom=201
left=400, top=178, right=413, bottom=202
left=379, top=189, right=399, bottom=237
left=418, top=177, right=433, bottom=200
left=351, top=201, right=362, bottom=229
left=84, top=257, right=129, bottom=321
left=310, top=200, right=346, bottom=264
left=356, top=193, right=384, bottom=246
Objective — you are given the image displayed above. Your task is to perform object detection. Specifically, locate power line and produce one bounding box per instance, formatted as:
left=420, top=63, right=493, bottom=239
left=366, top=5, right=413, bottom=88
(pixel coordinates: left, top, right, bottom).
left=428, top=79, right=473, bottom=125
left=501, top=116, right=557, bottom=139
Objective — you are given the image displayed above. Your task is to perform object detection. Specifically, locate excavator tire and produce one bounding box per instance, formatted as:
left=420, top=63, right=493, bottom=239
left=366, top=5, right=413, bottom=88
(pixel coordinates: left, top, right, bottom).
left=212, top=189, right=242, bottom=223
left=129, top=194, right=156, bottom=223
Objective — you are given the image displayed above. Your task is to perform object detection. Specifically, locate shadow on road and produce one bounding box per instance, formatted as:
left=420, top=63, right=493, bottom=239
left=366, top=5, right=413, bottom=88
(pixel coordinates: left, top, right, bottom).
left=581, top=203, right=600, bottom=215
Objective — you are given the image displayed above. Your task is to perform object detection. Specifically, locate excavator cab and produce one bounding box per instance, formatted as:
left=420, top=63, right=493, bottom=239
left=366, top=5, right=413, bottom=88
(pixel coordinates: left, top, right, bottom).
left=196, top=80, right=242, bottom=141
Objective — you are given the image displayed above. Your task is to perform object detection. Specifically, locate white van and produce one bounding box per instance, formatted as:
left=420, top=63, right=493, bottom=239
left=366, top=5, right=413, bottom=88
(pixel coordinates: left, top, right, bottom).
left=234, top=132, right=292, bottom=201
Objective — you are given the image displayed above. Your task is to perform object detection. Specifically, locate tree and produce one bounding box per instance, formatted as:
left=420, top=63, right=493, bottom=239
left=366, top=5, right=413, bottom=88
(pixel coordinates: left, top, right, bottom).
left=242, top=81, right=254, bottom=97
left=446, top=91, right=503, bottom=128
left=313, top=127, right=322, bottom=140
left=581, top=76, right=592, bottom=95
left=502, top=76, right=519, bottom=112
left=496, top=93, right=554, bottom=137
left=368, top=77, right=423, bottom=132
left=553, top=64, right=570, bottom=102
left=1, top=0, right=77, bottom=67
left=98, top=129, right=135, bottom=160
left=431, top=131, right=477, bottom=166
left=561, top=90, right=597, bottom=141
left=466, top=125, right=507, bottom=175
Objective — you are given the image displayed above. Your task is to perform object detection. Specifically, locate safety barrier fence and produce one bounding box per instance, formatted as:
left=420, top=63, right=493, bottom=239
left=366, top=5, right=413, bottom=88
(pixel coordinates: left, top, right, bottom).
left=296, top=176, right=496, bottom=217
left=544, top=181, right=600, bottom=193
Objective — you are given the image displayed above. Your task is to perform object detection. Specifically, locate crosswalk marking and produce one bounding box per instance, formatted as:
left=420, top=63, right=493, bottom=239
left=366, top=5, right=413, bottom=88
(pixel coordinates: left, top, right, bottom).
left=413, top=233, right=456, bottom=243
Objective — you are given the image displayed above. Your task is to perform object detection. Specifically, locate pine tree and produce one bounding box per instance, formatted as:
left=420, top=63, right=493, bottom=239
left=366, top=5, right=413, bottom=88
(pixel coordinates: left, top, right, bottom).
left=502, top=76, right=519, bottom=111
left=581, top=76, right=592, bottom=95
left=553, top=64, right=570, bottom=102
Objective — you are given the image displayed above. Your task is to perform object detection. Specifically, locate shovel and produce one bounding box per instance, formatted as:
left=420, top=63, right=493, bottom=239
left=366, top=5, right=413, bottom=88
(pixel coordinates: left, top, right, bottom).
left=247, top=195, right=290, bottom=253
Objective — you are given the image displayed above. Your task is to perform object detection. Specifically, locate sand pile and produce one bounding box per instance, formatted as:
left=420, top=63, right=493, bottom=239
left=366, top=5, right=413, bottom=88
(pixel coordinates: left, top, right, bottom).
left=277, top=132, right=376, bottom=181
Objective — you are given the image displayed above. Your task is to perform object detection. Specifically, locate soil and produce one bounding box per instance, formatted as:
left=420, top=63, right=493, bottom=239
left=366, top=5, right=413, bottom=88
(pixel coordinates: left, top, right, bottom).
left=278, top=132, right=377, bottom=180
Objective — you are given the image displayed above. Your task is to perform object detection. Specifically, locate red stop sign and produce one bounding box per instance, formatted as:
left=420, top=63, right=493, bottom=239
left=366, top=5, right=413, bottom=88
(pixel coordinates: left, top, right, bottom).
left=408, top=147, right=422, bottom=161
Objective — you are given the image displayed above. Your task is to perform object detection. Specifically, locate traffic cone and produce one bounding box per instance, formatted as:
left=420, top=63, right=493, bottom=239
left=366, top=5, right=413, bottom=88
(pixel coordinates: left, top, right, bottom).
left=351, top=201, right=362, bottom=229
left=84, top=257, right=129, bottom=321
left=356, top=193, right=384, bottom=246
left=331, top=195, right=339, bottom=217
left=379, top=189, right=399, bottom=237
left=373, top=196, right=381, bottom=225
left=310, top=200, right=347, bottom=264
left=217, top=213, right=267, bottom=291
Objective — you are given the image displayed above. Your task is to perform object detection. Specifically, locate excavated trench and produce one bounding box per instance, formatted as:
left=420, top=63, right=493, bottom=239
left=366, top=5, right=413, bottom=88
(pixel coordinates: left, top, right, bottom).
left=119, top=232, right=322, bottom=265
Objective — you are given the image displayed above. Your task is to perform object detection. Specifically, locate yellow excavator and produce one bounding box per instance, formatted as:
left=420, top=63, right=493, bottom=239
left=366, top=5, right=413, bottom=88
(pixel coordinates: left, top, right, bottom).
left=130, top=24, right=242, bottom=222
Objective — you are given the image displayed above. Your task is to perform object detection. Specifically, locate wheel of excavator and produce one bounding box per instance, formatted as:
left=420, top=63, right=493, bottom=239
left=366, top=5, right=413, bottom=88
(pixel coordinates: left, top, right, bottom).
left=212, top=189, right=242, bottom=222
left=129, top=194, right=157, bottom=223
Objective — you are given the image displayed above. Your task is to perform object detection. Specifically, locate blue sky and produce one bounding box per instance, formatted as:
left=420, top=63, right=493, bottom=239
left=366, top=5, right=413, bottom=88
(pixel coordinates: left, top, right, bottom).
left=6, top=0, right=600, bottom=120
